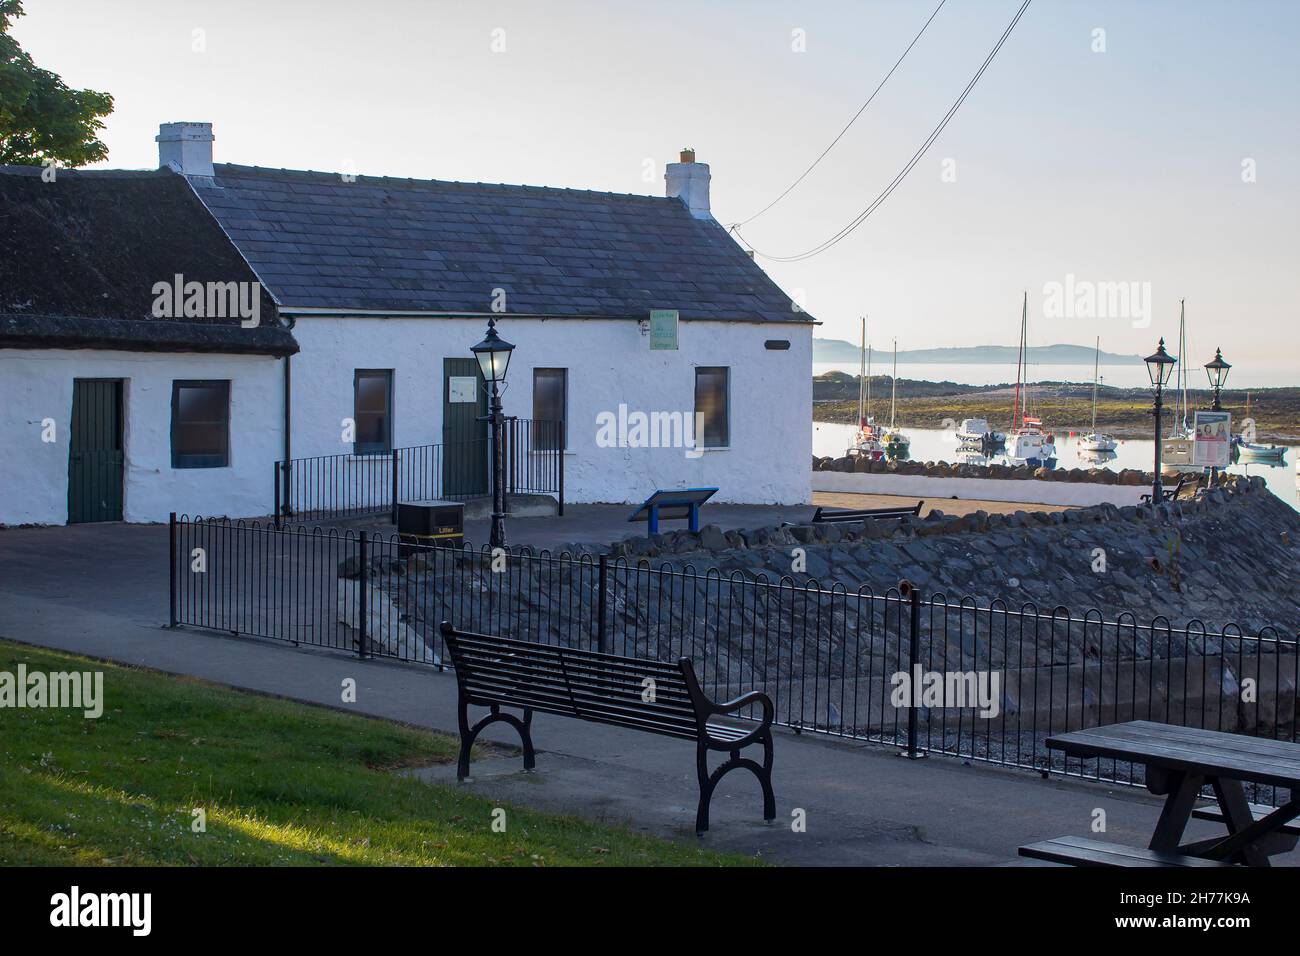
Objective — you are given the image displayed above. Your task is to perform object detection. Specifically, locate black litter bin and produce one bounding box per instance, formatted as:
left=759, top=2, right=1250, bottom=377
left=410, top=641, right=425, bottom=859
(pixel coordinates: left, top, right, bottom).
left=397, top=499, right=465, bottom=555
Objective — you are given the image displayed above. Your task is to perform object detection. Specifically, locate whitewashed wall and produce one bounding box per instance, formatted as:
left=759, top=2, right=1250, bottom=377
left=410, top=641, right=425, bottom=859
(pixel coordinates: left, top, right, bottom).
left=0, top=349, right=282, bottom=525
left=289, top=316, right=812, bottom=505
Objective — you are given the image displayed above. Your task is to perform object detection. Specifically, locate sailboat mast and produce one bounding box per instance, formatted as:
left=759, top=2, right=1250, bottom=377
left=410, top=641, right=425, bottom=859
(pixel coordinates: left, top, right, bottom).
left=1091, top=336, right=1100, bottom=430
left=1180, top=299, right=1189, bottom=432
left=857, top=317, right=866, bottom=427
left=1012, top=293, right=1025, bottom=431
left=890, top=338, right=899, bottom=429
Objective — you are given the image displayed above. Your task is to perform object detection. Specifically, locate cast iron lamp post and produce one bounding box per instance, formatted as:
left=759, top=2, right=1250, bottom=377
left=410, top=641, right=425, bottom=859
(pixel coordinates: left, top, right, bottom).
left=1204, top=347, right=1231, bottom=411
left=1144, top=338, right=1177, bottom=505
left=471, top=318, right=514, bottom=549
left=1203, top=347, right=1231, bottom=482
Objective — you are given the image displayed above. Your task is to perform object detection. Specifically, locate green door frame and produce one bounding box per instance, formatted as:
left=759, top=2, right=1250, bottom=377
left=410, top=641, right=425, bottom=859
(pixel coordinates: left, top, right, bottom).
left=441, top=358, right=488, bottom=497
left=68, top=378, right=125, bottom=523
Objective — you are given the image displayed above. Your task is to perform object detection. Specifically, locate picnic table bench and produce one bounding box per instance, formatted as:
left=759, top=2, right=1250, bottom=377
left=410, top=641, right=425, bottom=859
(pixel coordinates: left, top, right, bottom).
left=810, top=501, right=924, bottom=523
left=439, top=622, right=777, bottom=834
left=1020, top=721, right=1300, bottom=867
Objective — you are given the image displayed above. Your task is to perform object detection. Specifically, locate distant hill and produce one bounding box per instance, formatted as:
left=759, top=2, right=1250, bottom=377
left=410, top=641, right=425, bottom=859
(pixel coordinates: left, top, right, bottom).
left=813, top=339, right=1144, bottom=365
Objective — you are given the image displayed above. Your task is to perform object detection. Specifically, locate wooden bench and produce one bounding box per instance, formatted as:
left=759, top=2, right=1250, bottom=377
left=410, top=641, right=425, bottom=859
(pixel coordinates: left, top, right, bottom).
left=439, top=622, right=777, bottom=834
left=811, top=501, right=923, bottom=523
left=1019, top=836, right=1235, bottom=867
left=1193, top=802, right=1300, bottom=834
left=1140, top=475, right=1197, bottom=504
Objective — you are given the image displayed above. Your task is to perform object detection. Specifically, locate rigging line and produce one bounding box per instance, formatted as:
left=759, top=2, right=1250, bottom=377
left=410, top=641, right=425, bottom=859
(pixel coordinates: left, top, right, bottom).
left=735, top=0, right=1032, bottom=263
left=730, top=0, right=949, bottom=229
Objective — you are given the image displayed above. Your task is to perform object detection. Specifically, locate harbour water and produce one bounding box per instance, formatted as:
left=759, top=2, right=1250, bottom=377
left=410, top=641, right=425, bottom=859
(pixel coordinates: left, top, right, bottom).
left=813, top=361, right=1299, bottom=391
left=812, top=421, right=1300, bottom=513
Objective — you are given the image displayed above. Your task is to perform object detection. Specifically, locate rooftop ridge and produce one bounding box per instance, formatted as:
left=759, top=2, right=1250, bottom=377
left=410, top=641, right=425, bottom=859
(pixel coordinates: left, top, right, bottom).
left=212, top=163, right=676, bottom=204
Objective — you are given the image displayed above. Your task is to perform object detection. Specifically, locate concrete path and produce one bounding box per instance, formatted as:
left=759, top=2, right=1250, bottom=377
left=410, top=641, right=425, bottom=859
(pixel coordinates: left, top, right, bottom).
left=1, top=522, right=1295, bottom=866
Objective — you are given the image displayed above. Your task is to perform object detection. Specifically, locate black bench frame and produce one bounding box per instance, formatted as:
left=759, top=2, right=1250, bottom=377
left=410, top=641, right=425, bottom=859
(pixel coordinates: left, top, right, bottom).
left=1140, top=475, right=1197, bottom=504
left=810, top=501, right=923, bottom=523
left=440, top=621, right=776, bottom=834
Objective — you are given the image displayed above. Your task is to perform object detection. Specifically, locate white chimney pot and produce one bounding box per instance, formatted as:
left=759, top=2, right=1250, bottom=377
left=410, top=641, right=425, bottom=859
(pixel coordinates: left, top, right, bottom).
left=664, top=152, right=711, bottom=220
left=157, top=122, right=215, bottom=178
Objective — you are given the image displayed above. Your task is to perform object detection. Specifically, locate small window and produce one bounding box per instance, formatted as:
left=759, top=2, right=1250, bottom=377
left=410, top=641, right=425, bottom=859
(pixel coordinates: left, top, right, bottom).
left=694, top=367, right=729, bottom=449
left=354, top=369, right=393, bottom=456
left=532, top=368, right=568, bottom=451
left=172, top=380, right=231, bottom=469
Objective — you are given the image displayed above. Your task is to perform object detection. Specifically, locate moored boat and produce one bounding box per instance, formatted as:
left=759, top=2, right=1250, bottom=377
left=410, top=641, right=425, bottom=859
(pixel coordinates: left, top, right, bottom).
left=882, top=338, right=911, bottom=458
left=1077, top=336, right=1117, bottom=452
left=1006, top=292, right=1057, bottom=468
left=848, top=317, right=885, bottom=460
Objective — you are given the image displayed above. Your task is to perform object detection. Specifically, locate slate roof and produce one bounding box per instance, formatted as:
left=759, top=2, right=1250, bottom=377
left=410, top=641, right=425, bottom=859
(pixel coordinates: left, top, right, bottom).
left=0, top=166, right=297, bottom=356
left=191, top=164, right=810, bottom=322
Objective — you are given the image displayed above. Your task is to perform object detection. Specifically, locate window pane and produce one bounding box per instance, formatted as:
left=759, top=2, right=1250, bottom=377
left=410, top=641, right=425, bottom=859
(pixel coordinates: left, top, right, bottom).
left=694, top=367, right=729, bottom=448
left=174, top=423, right=226, bottom=457
left=533, top=368, right=567, bottom=451
left=354, top=370, right=392, bottom=454
left=355, top=412, right=387, bottom=447
left=172, top=381, right=230, bottom=468
left=356, top=374, right=389, bottom=413
left=177, top=384, right=226, bottom=423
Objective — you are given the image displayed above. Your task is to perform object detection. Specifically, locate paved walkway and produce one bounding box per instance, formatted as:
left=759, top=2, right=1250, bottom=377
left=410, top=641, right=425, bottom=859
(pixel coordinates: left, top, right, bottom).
left=4, top=525, right=1294, bottom=866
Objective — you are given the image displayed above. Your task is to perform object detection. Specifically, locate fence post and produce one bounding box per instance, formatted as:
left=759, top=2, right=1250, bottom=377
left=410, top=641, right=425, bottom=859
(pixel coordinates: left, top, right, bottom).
left=357, top=532, right=368, bottom=660
left=596, top=553, right=609, bottom=653
left=391, top=447, right=400, bottom=527
left=168, top=512, right=178, bottom=628
left=902, top=583, right=926, bottom=759
left=557, top=425, right=565, bottom=517
left=273, top=462, right=282, bottom=530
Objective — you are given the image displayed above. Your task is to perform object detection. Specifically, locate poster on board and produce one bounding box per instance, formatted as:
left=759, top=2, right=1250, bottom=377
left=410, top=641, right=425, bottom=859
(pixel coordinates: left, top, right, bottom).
left=1193, top=410, right=1231, bottom=467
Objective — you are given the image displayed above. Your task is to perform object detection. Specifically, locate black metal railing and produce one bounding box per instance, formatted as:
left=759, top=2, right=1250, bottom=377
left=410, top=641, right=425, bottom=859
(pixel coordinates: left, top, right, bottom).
left=169, top=515, right=1299, bottom=802
left=273, top=418, right=563, bottom=526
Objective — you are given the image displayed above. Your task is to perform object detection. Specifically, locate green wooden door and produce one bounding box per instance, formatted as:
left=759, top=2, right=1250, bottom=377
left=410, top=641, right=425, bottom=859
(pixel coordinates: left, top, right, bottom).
left=442, top=358, right=488, bottom=497
left=68, top=379, right=124, bottom=523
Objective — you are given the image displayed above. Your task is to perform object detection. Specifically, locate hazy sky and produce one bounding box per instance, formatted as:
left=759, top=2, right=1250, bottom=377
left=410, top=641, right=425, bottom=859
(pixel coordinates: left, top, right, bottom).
left=14, top=0, right=1299, bottom=365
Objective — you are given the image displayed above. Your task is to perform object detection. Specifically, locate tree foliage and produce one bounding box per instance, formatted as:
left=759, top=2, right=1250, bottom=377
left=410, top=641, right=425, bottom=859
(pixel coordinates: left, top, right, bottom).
left=0, top=0, right=114, bottom=166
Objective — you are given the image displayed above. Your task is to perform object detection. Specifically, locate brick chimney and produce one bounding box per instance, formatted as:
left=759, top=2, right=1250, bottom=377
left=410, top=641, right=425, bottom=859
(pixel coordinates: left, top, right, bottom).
left=664, top=147, right=711, bottom=220
left=157, top=122, right=215, bottom=177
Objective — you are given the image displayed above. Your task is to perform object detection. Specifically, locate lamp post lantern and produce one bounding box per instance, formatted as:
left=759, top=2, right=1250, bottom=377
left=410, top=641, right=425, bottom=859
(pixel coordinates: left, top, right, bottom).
left=1144, top=337, right=1177, bottom=505
left=471, top=318, right=514, bottom=549
left=1204, top=347, right=1231, bottom=411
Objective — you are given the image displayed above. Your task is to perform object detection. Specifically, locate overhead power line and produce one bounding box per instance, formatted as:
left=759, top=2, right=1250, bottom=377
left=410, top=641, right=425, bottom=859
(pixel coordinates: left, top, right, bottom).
left=734, top=0, right=1033, bottom=264
left=731, top=0, right=949, bottom=229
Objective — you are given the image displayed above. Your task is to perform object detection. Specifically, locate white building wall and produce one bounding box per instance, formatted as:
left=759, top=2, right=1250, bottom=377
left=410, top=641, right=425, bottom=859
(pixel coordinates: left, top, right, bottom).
left=288, top=316, right=812, bottom=505
left=0, top=349, right=282, bottom=525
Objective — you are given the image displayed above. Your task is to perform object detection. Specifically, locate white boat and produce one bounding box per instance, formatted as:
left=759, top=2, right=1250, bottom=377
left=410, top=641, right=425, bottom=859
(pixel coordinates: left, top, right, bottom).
left=1005, top=292, right=1057, bottom=467
left=955, top=418, right=1005, bottom=445
left=882, top=338, right=910, bottom=458
left=1077, top=336, right=1117, bottom=452
left=1232, top=392, right=1286, bottom=464
left=848, top=317, right=885, bottom=460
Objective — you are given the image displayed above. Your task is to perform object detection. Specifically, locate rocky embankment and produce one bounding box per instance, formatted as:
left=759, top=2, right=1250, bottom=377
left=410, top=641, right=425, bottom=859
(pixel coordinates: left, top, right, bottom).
left=559, top=474, right=1300, bottom=636
left=813, top=454, right=1154, bottom=485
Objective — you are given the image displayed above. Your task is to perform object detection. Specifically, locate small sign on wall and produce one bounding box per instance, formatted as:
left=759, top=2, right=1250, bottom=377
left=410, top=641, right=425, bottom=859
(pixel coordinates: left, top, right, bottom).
left=649, top=309, right=679, bottom=350
left=448, top=376, right=478, bottom=403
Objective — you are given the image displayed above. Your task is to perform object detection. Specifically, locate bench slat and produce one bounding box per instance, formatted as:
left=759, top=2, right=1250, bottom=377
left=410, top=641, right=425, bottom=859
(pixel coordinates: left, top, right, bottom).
left=1019, top=836, right=1234, bottom=868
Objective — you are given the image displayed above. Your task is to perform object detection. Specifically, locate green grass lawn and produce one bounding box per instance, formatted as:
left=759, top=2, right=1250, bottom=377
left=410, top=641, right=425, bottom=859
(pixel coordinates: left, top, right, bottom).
left=0, top=641, right=754, bottom=867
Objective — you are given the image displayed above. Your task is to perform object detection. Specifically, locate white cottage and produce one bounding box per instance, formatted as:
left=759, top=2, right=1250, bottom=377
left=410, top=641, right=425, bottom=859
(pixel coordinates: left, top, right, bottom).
left=0, top=122, right=813, bottom=526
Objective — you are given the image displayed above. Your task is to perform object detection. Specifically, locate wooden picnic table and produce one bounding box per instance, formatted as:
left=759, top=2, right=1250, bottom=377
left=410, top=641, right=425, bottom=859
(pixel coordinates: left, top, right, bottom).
left=1047, top=721, right=1300, bottom=867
